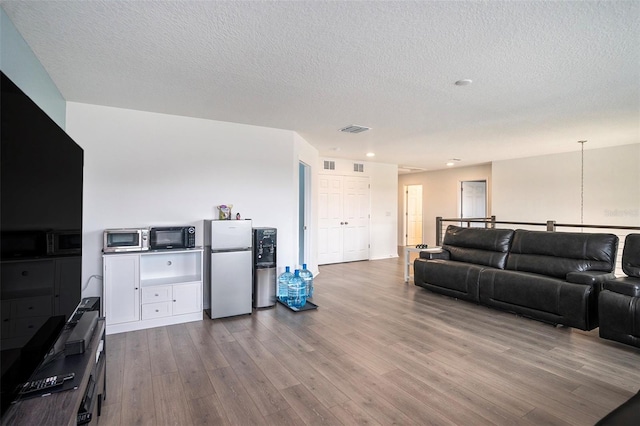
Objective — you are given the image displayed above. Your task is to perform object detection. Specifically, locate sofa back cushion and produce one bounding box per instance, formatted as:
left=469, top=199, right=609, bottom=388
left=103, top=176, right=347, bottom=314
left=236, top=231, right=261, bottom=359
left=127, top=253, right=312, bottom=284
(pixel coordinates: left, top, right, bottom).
left=507, top=230, right=618, bottom=278
left=622, top=234, right=640, bottom=278
left=442, top=225, right=514, bottom=269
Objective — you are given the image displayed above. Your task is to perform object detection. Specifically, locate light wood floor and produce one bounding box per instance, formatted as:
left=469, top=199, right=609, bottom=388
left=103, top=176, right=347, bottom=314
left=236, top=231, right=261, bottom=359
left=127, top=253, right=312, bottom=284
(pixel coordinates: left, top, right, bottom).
left=99, top=258, right=640, bottom=425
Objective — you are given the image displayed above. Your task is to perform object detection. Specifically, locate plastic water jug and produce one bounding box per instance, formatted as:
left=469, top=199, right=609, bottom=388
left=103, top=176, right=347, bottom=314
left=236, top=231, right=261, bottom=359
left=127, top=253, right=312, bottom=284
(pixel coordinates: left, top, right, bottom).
left=300, top=263, right=314, bottom=299
left=287, top=269, right=307, bottom=309
left=277, top=266, right=293, bottom=303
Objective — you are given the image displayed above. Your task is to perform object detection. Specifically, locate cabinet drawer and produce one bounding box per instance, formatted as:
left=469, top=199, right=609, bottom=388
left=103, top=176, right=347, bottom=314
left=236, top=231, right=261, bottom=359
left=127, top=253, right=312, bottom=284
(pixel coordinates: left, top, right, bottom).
left=141, top=286, right=172, bottom=304
left=12, top=315, right=51, bottom=338
left=1, top=261, right=55, bottom=294
left=141, top=302, right=172, bottom=320
left=12, top=296, right=53, bottom=318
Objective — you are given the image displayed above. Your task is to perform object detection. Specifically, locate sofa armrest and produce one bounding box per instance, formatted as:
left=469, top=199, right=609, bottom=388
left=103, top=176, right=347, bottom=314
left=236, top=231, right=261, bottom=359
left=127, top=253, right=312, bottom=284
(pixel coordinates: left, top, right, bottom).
left=419, top=249, right=449, bottom=260
left=603, top=277, right=640, bottom=297
left=566, top=271, right=615, bottom=286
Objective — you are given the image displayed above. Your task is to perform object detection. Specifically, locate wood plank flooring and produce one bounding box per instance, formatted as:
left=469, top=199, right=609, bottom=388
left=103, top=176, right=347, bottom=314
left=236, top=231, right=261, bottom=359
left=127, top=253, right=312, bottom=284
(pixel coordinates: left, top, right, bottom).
left=99, top=258, right=640, bottom=425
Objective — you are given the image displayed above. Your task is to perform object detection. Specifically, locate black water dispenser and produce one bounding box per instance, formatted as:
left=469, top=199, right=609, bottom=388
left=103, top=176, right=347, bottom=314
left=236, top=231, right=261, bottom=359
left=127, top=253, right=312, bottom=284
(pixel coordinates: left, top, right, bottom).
left=252, top=228, right=277, bottom=308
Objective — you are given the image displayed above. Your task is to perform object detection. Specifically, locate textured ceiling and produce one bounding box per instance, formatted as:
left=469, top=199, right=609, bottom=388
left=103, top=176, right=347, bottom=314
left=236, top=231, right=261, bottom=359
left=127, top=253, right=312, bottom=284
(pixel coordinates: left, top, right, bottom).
left=2, top=1, right=639, bottom=171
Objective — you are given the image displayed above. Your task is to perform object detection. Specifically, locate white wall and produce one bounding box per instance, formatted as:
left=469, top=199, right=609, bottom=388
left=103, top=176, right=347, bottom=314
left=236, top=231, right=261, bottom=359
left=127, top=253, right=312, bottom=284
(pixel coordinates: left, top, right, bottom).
left=319, top=157, right=399, bottom=260
left=397, top=144, right=639, bottom=248
left=493, top=143, right=640, bottom=226
left=398, top=164, right=492, bottom=246
left=369, top=162, right=399, bottom=259
left=0, top=8, right=66, bottom=128
left=66, top=102, right=319, bottom=298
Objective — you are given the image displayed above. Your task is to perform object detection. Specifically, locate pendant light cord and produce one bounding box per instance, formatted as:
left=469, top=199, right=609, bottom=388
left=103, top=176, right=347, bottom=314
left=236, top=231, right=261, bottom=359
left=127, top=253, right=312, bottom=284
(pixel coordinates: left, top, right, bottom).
left=579, top=140, right=587, bottom=226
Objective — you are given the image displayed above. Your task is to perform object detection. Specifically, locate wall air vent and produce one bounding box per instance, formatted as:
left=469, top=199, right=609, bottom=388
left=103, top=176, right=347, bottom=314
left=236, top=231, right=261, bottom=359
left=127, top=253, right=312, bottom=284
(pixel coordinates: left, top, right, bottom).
left=353, top=163, right=364, bottom=173
left=323, top=160, right=335, bottom=170
left=340, top=125, right=370, bottom=134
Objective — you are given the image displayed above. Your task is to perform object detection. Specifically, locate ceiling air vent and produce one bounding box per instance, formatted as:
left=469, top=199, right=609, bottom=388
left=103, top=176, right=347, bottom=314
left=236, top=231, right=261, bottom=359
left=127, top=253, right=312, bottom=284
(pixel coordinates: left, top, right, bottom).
left=353, top=163, right=364, bottom=173
left=323, top=160, right=335, bottom=170
left=340, top=125, right=370, bottom=134
left=398, top=165, right=427, bottom=174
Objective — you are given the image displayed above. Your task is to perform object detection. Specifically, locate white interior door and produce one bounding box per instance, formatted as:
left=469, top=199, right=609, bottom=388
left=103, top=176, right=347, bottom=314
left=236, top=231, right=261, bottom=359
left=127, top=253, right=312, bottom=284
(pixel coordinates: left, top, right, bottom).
left=318, top=175, right=370, bottom=265
left=318, top=175, right=344, bottom=264
left=343, top=176, right=370, bottom=262
left=461, top=180, right=487, bottom=227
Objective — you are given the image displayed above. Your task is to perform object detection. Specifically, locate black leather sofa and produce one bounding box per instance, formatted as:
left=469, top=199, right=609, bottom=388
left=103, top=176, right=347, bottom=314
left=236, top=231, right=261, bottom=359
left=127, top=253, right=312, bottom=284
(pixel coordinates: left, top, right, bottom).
left=414, top=225, right=618, bottom=330
left=595, top=389, right=640, bottom=425
left=598, top=233, right=640, bottom=348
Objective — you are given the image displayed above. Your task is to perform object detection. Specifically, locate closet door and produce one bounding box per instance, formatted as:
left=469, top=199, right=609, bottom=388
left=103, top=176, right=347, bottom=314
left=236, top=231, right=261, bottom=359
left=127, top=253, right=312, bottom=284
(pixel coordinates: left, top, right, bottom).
left=343, top=177, right=370, bottom=262
left=318, top=175, right=344, bottom=264
left=318, top=175, right=370, bottom=265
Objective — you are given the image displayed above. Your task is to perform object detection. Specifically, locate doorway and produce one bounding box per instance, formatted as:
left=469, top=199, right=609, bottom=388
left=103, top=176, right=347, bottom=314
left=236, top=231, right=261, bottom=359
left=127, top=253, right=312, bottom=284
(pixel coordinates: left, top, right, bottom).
left=404, top=185, right=423, bottom=246
left=460, top=180, right=487, bottom=227
left=318, top=175, right=370, bottom=265
left=299, top=162, right=311, bottom=266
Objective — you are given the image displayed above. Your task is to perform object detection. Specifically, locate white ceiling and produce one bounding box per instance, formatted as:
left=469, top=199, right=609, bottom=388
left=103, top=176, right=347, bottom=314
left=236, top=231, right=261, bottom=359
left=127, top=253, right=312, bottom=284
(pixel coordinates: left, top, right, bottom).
left=2, top=1, right=639, bottom=172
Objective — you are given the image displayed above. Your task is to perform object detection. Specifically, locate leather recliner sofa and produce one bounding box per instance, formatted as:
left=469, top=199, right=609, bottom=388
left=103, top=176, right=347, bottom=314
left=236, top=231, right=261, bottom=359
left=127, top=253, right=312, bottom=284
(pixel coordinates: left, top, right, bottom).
left=598, top=233, right=640, bottom=348
left=414, top=225, right=618, bottom=330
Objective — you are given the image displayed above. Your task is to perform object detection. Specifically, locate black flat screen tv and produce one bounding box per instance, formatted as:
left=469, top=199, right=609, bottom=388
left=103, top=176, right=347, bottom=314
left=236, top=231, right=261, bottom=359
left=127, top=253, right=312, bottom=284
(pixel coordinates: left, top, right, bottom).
left=1, top=71, right=83, bottom=416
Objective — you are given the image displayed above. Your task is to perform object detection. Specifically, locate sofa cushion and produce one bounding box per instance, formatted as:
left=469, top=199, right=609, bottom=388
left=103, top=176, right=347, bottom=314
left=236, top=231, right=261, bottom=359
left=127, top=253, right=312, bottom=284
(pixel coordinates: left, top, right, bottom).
left=603, top=277, right=640, bottom=297
left=507, top=230, right=618, bottom=278
left=413, top=259, right=485, bottom=302
left=622, top=234, right=640, bottom=278
left=480, top=269, right=597, bottom=329
left=441, top=225, right=514, bottom=269
left=598, top=290, right=640, bottom=348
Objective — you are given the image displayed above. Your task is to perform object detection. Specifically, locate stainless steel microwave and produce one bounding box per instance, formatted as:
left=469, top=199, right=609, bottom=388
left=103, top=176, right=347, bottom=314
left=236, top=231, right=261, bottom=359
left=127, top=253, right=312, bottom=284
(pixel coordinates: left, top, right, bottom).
left=103, top=228, right=149, bottom=253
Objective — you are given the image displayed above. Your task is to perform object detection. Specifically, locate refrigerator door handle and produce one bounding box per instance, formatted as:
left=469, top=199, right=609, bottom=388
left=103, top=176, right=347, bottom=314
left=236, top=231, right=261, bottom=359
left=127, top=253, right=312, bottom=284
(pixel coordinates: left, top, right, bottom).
left=211, top=247, right=251, bottom=253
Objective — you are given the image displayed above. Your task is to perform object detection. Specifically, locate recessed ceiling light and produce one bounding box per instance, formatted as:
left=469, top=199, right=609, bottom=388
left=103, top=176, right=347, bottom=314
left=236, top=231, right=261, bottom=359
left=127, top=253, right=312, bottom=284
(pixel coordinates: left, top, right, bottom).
left=446, top=158, right=462, bottom=166
left=454, top=79, right=473, bottom=86
left=366, top=152, right=375, bottom=157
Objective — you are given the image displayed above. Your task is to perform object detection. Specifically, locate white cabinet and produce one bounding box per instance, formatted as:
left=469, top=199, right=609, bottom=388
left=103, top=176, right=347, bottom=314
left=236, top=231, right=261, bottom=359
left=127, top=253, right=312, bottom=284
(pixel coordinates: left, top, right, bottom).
left=172, top=282, right=201, bottom=315
left=140, top=282, right=201, bottom=320
left=103, top=249, right=203, bottom=335
left=104, top=254, right=140, bottom=326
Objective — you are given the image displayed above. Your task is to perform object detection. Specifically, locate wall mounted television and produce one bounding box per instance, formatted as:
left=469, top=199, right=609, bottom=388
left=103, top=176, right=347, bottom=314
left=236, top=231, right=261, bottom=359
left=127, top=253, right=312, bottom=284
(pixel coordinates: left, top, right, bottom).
left=0, top=71, right=83, bottom=416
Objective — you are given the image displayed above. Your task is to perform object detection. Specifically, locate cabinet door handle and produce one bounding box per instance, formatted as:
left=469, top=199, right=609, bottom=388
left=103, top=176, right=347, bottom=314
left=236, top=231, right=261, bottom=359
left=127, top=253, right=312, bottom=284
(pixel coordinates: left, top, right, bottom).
left=155, top=294, right=159, bottom=297
left=345, top=222, right=349, bottom=225
left=340, top=222, right=344, bottom=225
left=135, top=287, right=139, bottom=290
left=21, top=271, right=28, bottom=276
left=173, top=300, right=176, bottom=302
left=155, top=309, right=159, bottom=312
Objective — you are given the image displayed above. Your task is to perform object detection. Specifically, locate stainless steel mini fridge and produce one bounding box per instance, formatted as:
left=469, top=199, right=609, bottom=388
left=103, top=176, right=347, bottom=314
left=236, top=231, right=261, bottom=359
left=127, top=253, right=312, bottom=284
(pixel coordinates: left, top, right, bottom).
left=204, top=219, right=253, bottom=319
left=252, top=227, right=277, bottom=308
